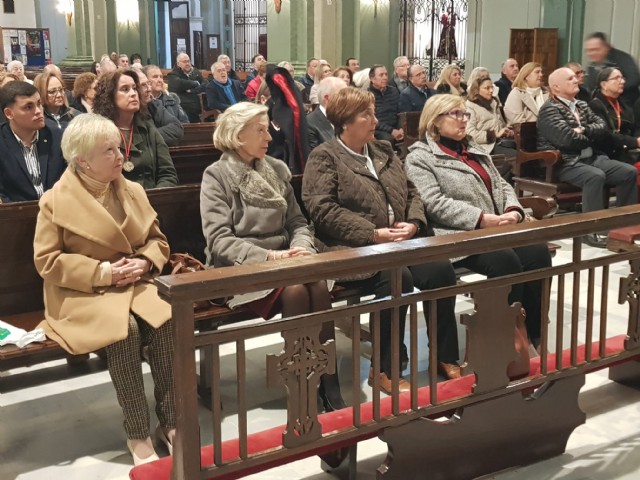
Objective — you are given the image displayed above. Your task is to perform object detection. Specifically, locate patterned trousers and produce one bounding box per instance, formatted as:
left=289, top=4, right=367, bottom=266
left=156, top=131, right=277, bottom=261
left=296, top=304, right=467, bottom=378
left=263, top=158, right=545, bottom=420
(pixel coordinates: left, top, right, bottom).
left=105, top=314, right=176, bottom=439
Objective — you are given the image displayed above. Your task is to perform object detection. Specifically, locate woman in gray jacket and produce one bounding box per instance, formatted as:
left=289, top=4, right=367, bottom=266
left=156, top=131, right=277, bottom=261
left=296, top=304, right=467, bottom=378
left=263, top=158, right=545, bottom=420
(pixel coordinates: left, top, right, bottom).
left=200, top=102, right=345, bottom=412
left=405, top=94, right=551, bottom=349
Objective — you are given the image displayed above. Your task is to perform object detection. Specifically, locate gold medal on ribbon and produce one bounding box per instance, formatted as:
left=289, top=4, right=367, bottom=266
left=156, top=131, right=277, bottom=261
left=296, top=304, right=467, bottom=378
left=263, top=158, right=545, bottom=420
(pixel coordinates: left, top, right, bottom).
left=123, top=160, right=134, bottom=172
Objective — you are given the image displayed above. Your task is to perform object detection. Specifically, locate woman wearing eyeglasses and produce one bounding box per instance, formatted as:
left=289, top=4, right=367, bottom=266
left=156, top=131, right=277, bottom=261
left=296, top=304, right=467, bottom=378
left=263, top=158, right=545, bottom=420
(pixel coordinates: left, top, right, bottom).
left=589, top=67, right=640, bottom=166
left=33, top=71, right=80, bottom=131
left=405, top=94, right=552, bottom=353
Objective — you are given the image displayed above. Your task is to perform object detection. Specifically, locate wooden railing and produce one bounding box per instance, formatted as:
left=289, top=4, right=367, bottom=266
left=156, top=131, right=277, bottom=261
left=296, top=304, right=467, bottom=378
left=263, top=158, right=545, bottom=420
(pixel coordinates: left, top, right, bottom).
left=153, top=206, right=640, bottom=480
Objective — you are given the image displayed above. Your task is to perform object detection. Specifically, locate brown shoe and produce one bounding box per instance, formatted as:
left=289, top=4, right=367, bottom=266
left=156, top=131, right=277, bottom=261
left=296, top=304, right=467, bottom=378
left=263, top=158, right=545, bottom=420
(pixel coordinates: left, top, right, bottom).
left=437, top=362, right=461, bottom=379
left=368, top=368, right=411, bottom=395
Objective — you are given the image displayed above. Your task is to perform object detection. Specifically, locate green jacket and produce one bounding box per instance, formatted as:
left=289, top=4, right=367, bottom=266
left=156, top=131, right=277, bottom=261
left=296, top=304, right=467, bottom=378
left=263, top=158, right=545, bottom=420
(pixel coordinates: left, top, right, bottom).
left=122, top=116, right=178, bottom=189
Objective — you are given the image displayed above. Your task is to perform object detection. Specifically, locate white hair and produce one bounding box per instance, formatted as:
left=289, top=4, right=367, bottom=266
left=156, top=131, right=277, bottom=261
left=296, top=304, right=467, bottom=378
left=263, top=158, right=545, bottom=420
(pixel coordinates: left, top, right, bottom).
left=213, top=102, right=269, bottom=152
left=317, top=77, right=347, bottom=107
left=61, top=114, right=120, bottom=170
left=7, top=60, right=24, bottom=72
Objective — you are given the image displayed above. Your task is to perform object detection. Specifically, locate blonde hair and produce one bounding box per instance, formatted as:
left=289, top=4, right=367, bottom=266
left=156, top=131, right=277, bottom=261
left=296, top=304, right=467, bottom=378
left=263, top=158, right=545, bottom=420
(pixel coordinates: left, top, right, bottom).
left=213, top=102, right=269, bottom=152
left=435, top=64, right=464, bottom=96
left=61, top=113, right=120, bottom=170
left=512, top=62, right=542, bottom=89
left=419, top=94, right=466, bottom=140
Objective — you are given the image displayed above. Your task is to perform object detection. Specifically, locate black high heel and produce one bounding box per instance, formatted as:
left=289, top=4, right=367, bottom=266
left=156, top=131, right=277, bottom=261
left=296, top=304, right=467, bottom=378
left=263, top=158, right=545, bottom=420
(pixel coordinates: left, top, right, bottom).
left=318, top=372, right=347, bottom=412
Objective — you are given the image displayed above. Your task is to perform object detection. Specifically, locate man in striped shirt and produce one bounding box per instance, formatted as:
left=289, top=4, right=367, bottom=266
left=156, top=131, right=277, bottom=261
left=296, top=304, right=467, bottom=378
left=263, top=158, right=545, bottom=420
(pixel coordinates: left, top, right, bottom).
left=0, top=81, right=65, bottom=202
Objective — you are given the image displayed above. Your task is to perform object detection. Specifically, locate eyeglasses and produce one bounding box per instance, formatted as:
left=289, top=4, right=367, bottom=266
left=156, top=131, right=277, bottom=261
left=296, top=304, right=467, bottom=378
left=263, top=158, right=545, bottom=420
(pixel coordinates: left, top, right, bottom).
left=607, top=75, right=625, bottom=82
left=441, top=110, right=471, bottom=121
left=47, top=87, right=65, bottom=96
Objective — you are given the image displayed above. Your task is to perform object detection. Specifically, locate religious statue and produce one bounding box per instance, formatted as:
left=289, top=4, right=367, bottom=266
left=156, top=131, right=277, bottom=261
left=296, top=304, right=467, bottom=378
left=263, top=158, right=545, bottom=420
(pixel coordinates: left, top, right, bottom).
left=436, top=7, right=458, bottom=59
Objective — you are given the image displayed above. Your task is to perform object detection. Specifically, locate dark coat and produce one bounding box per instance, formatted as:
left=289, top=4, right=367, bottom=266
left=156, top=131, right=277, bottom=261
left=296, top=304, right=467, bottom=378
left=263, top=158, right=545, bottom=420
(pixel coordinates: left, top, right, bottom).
left=44, top=106, right=81, bottom=132
left=302, top=138, right=427, bottom=250
left=307, top=107, right=334, bottom=151
left=398, top=84, right=435, bottom=113
left=435, top=82, right=467, bottom=97
left=537, top=97, right=608, bottom=167
left=297, top=74, right=314, bottom=101
left=205, top=79, right=246, bottom=111
left=166, top=66, right=206, bottom=121
left=585, top=47, right=640, bottom=106
left=228, top=69, right=240, bottom=82
left=156, top=91, right=189, bottom=124
left=122, top=116, right=179, bottom=189
left=494, top=74, right=513, bottom=106
left=148, top=100, right=184, bottom=147
left=589, top=90, right=639, bottom=162
left=265, top=65, right=310, bottom=174
left=370, top=85, right=401, bottom=134
left=0, top=122, right=65, bottom=202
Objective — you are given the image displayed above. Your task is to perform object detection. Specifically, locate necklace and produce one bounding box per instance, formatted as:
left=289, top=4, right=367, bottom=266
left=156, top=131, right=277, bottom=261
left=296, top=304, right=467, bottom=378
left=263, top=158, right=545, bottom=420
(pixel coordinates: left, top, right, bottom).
left=119, top=126, right=135, bottom=172
left=87, top=184, right=111, bottom=210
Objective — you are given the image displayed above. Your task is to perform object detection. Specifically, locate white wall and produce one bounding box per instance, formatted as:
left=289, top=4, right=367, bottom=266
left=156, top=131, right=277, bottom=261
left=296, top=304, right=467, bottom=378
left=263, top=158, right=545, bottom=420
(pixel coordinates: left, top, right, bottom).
left=467, top=0, right=543, bottom=74
left=583, top=0, right=640, bottom=63
left=1, top=0, right=37, bottom=28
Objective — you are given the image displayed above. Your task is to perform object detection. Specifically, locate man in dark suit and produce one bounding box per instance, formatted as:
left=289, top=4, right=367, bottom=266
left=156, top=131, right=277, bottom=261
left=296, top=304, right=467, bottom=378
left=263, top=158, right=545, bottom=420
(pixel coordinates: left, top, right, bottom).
left=307, top=77, right=347, bottom=151
left=0, top=81, right=65, bottom=202
left=398, top=64, right=434, bottom=113
left=495, top=58, right=519, bottom=106
left=167, top=53, right=206, bottom=123
left=296, top=57, right=318, bottom=102
left=205, top=62, right=246, bottom=112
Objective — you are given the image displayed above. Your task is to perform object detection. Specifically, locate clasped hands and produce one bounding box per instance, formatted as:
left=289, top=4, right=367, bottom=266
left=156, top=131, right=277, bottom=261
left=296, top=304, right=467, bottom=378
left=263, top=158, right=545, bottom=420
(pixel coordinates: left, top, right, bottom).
left=268, top=247, right=312, bottom=261
left=373, top=222, right=418, bottom=243
left=110, top=257, right=150, bottom=286
left=480, top=211, right=520, bottom=228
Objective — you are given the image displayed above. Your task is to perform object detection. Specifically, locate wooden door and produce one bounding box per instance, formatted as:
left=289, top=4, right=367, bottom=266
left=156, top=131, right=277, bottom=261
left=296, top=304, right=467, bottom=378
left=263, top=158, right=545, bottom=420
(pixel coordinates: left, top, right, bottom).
left=169, top=1, right=190, bottom=65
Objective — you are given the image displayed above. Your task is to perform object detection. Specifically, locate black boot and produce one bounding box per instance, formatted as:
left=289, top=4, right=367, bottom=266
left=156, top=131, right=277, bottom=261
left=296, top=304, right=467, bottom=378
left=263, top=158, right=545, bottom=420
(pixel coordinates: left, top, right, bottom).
left=318, top=372, right=347, bottom=412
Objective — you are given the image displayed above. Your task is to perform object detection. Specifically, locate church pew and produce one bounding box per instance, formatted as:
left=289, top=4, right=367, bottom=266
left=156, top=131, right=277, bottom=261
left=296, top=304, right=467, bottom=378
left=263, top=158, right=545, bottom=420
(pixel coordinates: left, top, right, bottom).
left=178, top=122, right=216, bottom=147
left=132, top=205, right=640, bottom=480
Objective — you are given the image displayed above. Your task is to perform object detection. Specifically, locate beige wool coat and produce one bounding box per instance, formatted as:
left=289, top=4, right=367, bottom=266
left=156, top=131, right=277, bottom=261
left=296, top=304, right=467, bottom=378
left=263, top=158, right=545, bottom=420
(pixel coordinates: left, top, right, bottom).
left=503, top=87, right=549, bottom=124
left=34, top=169, right=171, bottom=355
left=465, top=99, right=508, bottom=154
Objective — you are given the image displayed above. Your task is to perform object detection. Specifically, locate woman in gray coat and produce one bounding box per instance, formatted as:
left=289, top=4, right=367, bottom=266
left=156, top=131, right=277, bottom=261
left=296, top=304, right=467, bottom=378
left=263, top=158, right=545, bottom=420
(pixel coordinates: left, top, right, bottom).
left=405, top=94, right=551, bottom=348
left=200, top=102, right=345, bottom=412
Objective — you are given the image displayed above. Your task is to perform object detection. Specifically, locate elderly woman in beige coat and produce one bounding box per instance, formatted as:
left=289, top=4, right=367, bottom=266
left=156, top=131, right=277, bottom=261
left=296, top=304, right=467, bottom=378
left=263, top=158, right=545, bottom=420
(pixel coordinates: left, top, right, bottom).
left=33, top=114, right=174, bottom=466
left=200, top=101, right=345, bottom=412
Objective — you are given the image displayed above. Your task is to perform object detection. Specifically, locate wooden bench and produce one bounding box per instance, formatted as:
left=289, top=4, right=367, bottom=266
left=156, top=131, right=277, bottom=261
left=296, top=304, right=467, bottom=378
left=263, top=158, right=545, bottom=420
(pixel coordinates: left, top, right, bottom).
left=512, top=122, right=614, bottom=212
left=178, top=122, right=216, bottom=147
left=170, top=144, right=222, bottom=185
left=0, top=177, right=367, bottom=387
left=130, top=205, right=640, bottom=480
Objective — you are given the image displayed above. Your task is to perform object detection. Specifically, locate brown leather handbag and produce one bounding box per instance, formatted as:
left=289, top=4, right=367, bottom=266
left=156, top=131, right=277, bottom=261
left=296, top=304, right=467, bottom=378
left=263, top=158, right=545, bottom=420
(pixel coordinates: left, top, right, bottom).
left=167, top=253, right=227, bottom=310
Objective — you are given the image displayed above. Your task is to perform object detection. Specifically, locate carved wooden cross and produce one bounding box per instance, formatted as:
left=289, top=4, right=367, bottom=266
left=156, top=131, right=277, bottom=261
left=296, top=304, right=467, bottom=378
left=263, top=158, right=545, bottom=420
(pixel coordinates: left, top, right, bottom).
left=267, top=325, right=335, bottom=448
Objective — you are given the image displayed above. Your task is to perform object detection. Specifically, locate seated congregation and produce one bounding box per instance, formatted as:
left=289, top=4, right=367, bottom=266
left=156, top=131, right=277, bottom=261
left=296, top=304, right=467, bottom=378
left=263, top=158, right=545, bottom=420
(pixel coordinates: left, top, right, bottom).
left=1, top=30, right=640, bottom=476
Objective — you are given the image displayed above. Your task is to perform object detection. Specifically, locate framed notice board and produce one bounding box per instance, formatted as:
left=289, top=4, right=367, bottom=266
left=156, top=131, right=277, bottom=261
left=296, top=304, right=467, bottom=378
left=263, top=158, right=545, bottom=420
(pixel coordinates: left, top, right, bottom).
left=0, top=27, right=51, bottom=66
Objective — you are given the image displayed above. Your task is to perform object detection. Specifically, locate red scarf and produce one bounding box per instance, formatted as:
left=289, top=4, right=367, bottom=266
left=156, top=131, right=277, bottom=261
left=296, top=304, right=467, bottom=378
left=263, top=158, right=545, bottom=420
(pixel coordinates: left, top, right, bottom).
left=272, top=73, right=304, bottom=172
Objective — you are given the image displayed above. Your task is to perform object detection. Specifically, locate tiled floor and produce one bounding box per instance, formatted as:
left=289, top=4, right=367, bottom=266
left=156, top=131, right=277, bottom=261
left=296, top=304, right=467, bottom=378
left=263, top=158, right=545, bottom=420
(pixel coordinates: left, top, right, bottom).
left=2, top=238, right=640, bottom=480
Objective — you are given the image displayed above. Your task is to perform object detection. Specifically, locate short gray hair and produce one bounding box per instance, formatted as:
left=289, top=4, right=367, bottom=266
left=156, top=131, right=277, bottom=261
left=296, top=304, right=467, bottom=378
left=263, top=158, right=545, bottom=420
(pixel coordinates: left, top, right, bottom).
left=7, top=60, right=24, bottom=73
left=218, top=54, right=230, bottom=62
left=393, top=56, right=409, bottom=68
left=61, top=114, right=120, bottom=170
left=317, top=76, right=347, bottom=107
left=277, top=61, right=295, bottom=76
left=213, top=102, right=269, bottom=152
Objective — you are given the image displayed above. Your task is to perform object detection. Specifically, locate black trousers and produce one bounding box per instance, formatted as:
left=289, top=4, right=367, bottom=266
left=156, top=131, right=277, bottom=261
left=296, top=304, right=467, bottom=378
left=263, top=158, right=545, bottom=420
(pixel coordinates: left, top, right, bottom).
left=343, top=260, right=459, bottom=376
left=454, top=244, right=552, bottom=343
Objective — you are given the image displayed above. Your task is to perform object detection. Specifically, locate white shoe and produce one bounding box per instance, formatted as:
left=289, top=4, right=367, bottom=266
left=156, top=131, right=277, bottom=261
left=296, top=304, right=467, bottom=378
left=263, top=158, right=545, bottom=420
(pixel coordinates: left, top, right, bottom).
left=127, top=438, right=159, bottom=466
